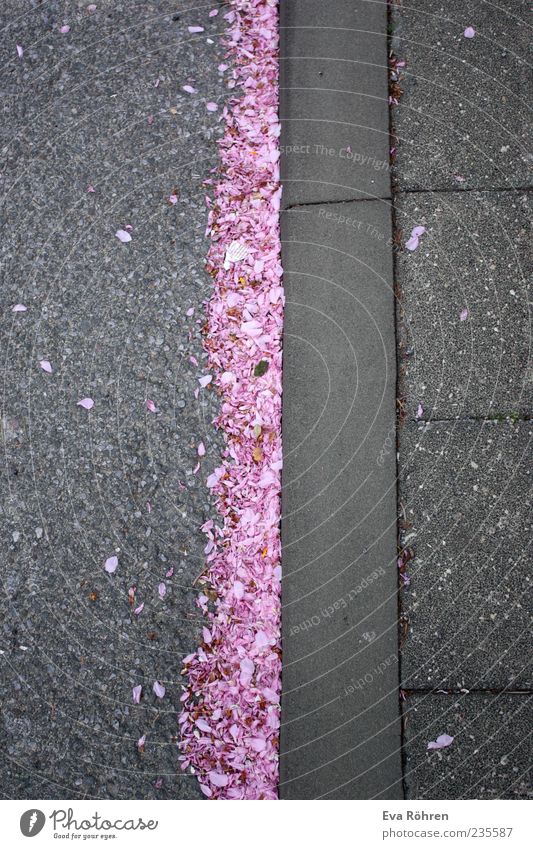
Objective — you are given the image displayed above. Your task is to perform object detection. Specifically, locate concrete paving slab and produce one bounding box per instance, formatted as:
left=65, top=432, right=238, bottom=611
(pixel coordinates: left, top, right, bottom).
left=0, top=0, right=227, bottom=799
left=279, top=201, right=402, bottom=798
left=403, top=693, right=533, bottom=799
left=391, top=0, right=532, bottom=191
left=395, top=191, right=532, bottom=419
left=399, top=420, right=532, bottom=691
left=280, top=0, right=390, bottom=205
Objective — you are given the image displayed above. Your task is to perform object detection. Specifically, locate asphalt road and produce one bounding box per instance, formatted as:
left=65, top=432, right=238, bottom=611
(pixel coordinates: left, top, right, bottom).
left=0, top=0, right=226, bottom=799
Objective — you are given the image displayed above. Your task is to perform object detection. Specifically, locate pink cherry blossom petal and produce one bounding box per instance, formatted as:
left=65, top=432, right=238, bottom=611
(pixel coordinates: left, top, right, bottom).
left=463, top=27, right=476, bottom=39
left=59, top=25, right=70, bottom=34
left=153, top=681, right=165, bottom=699
left=39, top=360, right=53, bottom=373
left=132, top=685, right=142, bottom=704
left=188, top=26, right=204, bottom=33
left=197, top=441, right=206, bottom=457
left=77, top=398, right=94, bottom=410
left=428, top=733, right=454, bottom=750
left=146, top=399, right=157, bottom=413
left=12, top=304, right=27, bottom=312
left=209, top=9, right=219, bottom=16
left=16, top=44, right=23, bottom=58
left=158, top=582, right=166, bottom=598
left=460, top=308, right=469, bottom=321
left=134, top=602, right=144, bottom=615
left=115, top=229, right=132, bottom=243
left=208, top=772, right=229, bottom=788
left=137, top=734, right=146, bottom=750
left=182, top=85, right=196, bottom=93
left=198, top=374, right=212, bottom=388
left=416, top=404, right=424, bottom=420
left=206, top=101, right=218, bottom=112
left=104, top=555, right=118, bottom=573
left=86, top=184, right=96, bottom=192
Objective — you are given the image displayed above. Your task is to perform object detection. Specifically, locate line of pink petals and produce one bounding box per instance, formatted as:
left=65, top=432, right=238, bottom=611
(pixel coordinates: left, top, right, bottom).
left=178, top=0, right=283, bottom=800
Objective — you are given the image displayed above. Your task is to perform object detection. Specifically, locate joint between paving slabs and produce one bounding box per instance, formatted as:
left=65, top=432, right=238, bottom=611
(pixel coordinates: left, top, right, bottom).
left=282, top=195, right=393, bottom=212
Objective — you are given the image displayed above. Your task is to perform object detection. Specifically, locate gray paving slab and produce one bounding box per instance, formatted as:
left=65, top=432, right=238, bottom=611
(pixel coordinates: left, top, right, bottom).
left=279, top=200, right=402, bottom=799
left=0, top=0, right=227, bottom=799
left=399, top=420, right=532, bottom=691
left=391, top=0, right=532, bottom=191
left=403, top=693, right=533, bottom=799
left=280, top=0, right=390, bottom=206
left=395, top=191, right=532, bottom=420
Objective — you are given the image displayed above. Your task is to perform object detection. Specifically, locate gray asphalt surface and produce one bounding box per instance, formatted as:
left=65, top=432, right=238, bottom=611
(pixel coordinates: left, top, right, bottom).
left=0, top=1, right=227, bottom=799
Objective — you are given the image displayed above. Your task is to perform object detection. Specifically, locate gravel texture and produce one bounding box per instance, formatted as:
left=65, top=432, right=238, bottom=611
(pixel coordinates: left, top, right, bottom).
left=0, top=0, right=227, bottom=799
left=399, top=420, right=532, bottom=690
left=396, top=190, right=532, bottom=419
left=403, top=693, right=533, bottom=799
left=391, top=0, right=532, bottom=191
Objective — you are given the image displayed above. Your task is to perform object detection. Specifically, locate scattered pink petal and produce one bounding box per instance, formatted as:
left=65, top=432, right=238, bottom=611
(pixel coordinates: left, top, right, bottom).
left=158, top=582, right=166, bottom=598
left=405, top=226, right=425, bottom=252
left=77, top=398, right=94, bottom=410
left=198, top=374, right=212, bottom=388
left=132, top=685, right=142, bottom=704
left=416, top=404, right=424, bottom=420
left=168, top=193, right=178, bottom=205
left=454, top=174, right=466, bottom=183
left=137, top=734, right=146, bottom=751
left=182, top=85, right=196, bottom=93
left=460, top=308, right=469, bottom=321
left=192, top=462, right=200, bottom=474
left=86, top=184, right=96, bottom=192
left=188, top=26, right=204, bottom=33
left=146, top=399, right=157, bottom=413
left=12, top=304, right=27, bottom=312
left=39, top=359, right=53, bottom=374
left=189, top=355, right=199, bottom=367
left=218, top=63, right=228, bottom=73
left=16, top=45, right=23, bottom=59
left=134, top=602, right=144, bottom=615
left=87, top=4, right=97, bottom=13
left=463, top=27, right=476, bottom=39
left=206, top=101, right=218, bottom=112
left=197, top=441, right=206, bottom=457
left=154, top=778, right=164, bottom=789
left=146, top=501, right=152, bottom=513
left=428, top=733, right=454, bottom=750
left=196, top=718, right=211, bottom=732
left=147, top=115, right=154, bottom=125
left=186, top=307, right=195, bottom=317
left=154, top=77, right=160, bottom=88
left=166, top=566, right=174, bottom=578
left=153, top=681, right=165, bottom=699
left=209, top=9, right=219, bottom=16
left=115, top=229, right=132, bottom=243
left=59, top=25, right=70, bottom=34
left=104, top=555, right=118, bottom=573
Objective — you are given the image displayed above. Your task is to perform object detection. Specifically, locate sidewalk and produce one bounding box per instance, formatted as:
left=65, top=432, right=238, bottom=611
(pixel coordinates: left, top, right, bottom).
left=391, top=0, right=532, bottom=798
left=0, top=1, right=226, bottom=799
